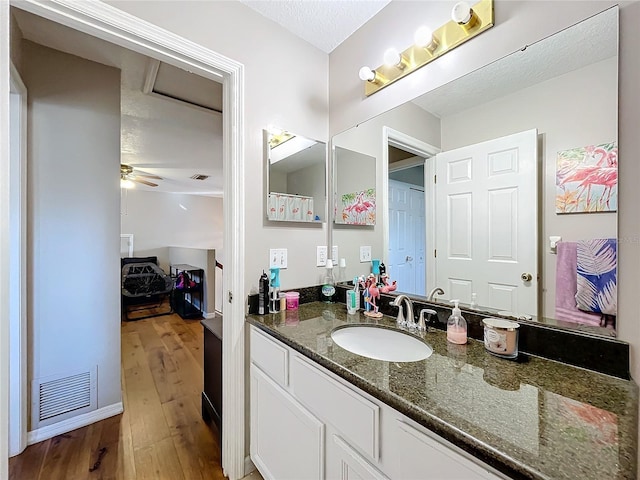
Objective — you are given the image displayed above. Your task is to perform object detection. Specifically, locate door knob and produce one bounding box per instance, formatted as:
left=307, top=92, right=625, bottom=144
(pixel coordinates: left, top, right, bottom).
left=406, top=256, right=413, bottom=262
left=521, top=272, right=533, bottom=282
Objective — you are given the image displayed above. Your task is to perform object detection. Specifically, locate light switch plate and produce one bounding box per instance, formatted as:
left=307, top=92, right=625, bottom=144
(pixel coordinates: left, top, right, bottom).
left=317, top=246, right=328, bottom=267
left=332, top=246, right=339, bottom=264
left=269, top=248, right=287, bottom=269
left=360, top=246, right=372, bottom=263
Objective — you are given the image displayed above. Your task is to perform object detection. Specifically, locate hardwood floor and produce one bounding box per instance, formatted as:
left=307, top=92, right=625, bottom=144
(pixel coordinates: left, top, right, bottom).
left=9, top=312, right=226, bottom=480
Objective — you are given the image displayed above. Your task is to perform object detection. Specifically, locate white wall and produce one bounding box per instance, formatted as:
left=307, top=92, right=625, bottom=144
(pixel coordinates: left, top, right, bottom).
left=22, top=41, right=122, bottom=424
left=120, top=189, right=223, bottom=271
left=332, top=101, right=440, bottom=282
left=441, top=57, right=617, bottom=318
left=108, top=0, right=329, bottom=292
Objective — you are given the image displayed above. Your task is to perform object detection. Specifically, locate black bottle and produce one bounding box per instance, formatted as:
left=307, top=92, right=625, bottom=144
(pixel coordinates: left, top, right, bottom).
left=258, top=270, right=269, bottom=314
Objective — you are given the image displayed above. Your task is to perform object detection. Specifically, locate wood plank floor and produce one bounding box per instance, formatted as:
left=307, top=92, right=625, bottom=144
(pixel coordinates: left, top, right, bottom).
left=9, top=312, right=226, bottom=480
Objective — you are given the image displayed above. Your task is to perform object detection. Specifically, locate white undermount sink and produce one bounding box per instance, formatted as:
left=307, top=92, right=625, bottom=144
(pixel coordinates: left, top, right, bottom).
left=330, top=325, right=433, bottom=362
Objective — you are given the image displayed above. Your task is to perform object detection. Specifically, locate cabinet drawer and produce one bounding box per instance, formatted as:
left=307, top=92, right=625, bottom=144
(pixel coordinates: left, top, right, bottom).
left=250, top=327, right=289, bottom=388
left=291, top=354, right=379, bottom=461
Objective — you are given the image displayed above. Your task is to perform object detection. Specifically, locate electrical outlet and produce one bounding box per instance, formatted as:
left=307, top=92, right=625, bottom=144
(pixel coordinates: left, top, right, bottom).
left=360, top=246, right=372, bottom=263
left=332, top=246, right=339, bottom=264
left=317, top=246, right=327, bottom=267
left=269, top=248, right=287, bottom=269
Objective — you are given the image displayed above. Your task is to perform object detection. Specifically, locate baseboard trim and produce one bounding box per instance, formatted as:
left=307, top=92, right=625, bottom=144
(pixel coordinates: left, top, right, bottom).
left=27, top=402, right=123, bottom=445
left=244, top=455, right=256, bottom=477
left=204, top=311, right=222, bottom=319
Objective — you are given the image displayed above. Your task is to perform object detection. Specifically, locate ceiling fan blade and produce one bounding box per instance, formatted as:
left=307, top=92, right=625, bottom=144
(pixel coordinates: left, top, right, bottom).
left=134, top=178, right=158, bottom=187
left=135, top=173, right=163, bottom=180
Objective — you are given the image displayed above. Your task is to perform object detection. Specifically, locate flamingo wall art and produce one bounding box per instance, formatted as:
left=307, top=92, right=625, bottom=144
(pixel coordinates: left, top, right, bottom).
left=556, top=142, right=617, bottom=214
left=341, top=189, right=376, bottom=225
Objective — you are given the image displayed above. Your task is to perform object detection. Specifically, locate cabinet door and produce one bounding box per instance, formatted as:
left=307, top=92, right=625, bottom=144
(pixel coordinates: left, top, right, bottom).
left=329, top=435, right=389, bottom=480
left=250, top=365, right=324, bottom=480
left=390, top=420, right=504, bottom=480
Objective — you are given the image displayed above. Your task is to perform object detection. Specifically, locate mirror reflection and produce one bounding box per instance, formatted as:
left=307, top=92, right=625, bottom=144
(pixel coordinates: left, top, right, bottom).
left=334, top=147, right=376, bottom=225
left=331, top=7, right=618, bottom=336
left=266, top=129, right=326, bottom=223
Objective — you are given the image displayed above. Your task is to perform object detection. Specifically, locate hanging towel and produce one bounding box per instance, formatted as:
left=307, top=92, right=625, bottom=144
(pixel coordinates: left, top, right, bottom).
left=576, top=238, right=617, bottom=316
left=555, top=242, right=602, bottom=326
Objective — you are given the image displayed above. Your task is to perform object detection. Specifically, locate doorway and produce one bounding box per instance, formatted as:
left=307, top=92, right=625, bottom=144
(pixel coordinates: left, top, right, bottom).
left=2, top=1, right=245, bottom=478
left=382, top=127, right=439, bottom=298
left=388, top=163, right=426, bottom=296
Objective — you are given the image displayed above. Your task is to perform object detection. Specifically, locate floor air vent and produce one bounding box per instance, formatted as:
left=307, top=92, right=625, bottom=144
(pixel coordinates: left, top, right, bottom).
left=32, top=367, right=97, bottom=428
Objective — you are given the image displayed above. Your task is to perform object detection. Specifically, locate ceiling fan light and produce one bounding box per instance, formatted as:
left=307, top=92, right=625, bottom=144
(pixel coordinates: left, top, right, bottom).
left=121, top=178, right=135, bottom=189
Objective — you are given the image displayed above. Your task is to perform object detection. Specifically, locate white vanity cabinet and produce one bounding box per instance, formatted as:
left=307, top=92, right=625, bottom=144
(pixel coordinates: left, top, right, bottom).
left=249, top=325, right=507, bottom=480
left=250, top=328, right=324, bottom=480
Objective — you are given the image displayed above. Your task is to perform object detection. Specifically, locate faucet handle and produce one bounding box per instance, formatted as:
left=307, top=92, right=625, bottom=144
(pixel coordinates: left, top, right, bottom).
left=418, top=309, right=438, bottom=331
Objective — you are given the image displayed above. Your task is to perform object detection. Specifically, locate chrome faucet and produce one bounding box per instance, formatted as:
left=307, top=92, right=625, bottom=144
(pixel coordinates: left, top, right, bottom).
left=418, top=309, right=437, bottom=331
left=390, top=295, right=415, bottom=328
left=427, top=287, right=444, bottom=302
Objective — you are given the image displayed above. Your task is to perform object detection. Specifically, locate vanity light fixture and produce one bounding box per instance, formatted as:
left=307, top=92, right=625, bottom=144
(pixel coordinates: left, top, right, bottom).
left=414, top=26, right=439, bottom=53
left=383, top=48, right=410, bottom=69
left=359, top=0, right=493, bottom=96
left=358, top=66, right=385, bottom=84
left=268, top=129, right=294, bottom=149
left=451, top=1, right=479, bottom=29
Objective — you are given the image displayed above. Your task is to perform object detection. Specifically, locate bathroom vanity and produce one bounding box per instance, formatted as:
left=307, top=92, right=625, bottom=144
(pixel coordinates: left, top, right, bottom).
left=247, top=303, right=637, bottom=480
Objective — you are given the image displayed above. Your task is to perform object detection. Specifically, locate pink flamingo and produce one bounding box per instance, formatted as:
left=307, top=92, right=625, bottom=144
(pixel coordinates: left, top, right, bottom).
left=558, top=146, right=617, bottom=210
left=379, top=274, right=397, bottom=294
left=363, top=275, right=383, bottom=317
left=351, top=191, right=375, bottom=224
left=577, top=167, right=617, bottom=209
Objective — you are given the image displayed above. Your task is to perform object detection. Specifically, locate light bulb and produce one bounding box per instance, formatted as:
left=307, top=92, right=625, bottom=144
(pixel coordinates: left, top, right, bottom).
left=414, top=26, right=434, bottom=48
left=121, top=178, right=135, bottom=189
left=384, top=48, right=402, bottom=67
left=358, top=66, right=375, bottom=82
left=451, top=1, right=473, bottom=24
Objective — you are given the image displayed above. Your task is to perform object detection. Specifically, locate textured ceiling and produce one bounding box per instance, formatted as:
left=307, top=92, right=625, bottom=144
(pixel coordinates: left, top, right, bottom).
left=239, top=0, right=390, bottom=53
left=413, top=7, right=617, bottom=117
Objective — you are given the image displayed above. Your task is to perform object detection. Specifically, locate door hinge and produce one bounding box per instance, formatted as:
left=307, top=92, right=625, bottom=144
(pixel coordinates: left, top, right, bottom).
left=434, top=174, right=437, bottom=184
left=434, top=249, right=437, bottom=258
left=228, top=291, right=233, bottom=303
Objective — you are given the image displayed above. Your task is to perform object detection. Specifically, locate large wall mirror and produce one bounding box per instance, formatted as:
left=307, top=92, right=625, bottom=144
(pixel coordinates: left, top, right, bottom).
left=265, top=129, right=327, bottom=223
left=332, top=7, right=618, bottom=337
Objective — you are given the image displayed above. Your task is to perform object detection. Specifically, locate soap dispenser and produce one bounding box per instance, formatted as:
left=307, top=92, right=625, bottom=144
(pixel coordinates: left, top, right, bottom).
left=447, top=300, right=467, bottom=345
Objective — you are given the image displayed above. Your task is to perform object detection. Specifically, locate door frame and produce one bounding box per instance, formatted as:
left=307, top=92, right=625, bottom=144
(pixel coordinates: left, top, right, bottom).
left=1, top=1, right=246, bottom=478
left=8, top=61, right=27, bottom=458
left=381, top=127, right=439, bottom=293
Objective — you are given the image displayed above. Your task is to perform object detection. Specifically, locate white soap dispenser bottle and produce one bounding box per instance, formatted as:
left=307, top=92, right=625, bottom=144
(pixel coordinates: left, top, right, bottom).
left=447, top=300, right=467, bottom=345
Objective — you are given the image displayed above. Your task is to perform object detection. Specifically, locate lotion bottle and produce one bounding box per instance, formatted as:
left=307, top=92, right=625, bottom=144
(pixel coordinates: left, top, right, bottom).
left=447, top=300, right=467, bottom=345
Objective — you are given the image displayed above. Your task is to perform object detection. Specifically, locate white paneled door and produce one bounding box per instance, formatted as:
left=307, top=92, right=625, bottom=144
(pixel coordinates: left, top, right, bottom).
left=435, top=129, right=538, bottom=317
left=388, top=179, right=425, bottom=296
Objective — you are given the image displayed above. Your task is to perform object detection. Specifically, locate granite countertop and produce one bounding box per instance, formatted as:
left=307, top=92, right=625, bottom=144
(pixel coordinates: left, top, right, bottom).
left=247, top=302, right=638, bottom=480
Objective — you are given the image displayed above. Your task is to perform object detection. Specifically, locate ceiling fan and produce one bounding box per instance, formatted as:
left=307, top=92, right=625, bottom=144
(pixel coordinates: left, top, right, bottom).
left=120, top=164, right=162, bottom=188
